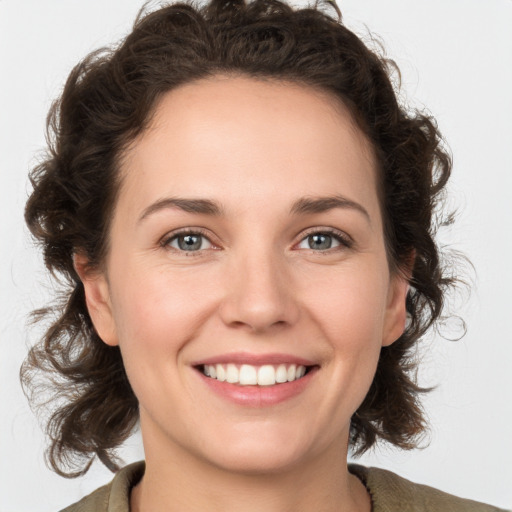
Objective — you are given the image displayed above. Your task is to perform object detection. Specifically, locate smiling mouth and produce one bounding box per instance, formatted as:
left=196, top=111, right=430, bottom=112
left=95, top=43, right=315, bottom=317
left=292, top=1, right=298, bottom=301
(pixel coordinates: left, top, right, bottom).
left=197, top=363, right=314, bottom=386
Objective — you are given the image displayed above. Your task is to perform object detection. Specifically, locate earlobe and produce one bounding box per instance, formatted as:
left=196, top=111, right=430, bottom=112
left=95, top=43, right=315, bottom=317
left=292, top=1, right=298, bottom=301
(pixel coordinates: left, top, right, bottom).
left=73, top=253, right=119, bottom=347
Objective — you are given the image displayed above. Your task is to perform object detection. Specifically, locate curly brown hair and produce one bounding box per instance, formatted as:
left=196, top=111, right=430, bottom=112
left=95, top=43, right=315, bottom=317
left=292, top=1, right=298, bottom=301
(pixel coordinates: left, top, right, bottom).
left=22, top=0, right=455, bottom=477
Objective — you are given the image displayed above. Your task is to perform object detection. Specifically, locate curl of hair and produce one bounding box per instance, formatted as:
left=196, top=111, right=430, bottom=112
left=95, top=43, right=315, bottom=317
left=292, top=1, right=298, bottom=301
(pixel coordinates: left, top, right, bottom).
left=22, top=0, right=457, bottom=476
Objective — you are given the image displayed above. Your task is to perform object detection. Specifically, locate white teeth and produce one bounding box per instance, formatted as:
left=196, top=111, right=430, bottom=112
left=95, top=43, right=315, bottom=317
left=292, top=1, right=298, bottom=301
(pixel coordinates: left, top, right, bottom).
left=287, top=364, right=297, bottom=382
left=202, top=363, right=308, bottom=386
left=275, top=364, right=288, bottom=383
left=226, top=364, right=239, bottom=383
left=216, top=364, right=226, bottom=382
left=239, top=364, right=258, bottom=385
left=257, top=365, right=276, bottom=386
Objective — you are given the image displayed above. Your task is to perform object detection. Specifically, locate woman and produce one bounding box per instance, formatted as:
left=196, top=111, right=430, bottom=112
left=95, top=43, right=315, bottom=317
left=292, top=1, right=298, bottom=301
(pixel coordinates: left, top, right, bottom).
left=18, top=0, right=509, bottom=510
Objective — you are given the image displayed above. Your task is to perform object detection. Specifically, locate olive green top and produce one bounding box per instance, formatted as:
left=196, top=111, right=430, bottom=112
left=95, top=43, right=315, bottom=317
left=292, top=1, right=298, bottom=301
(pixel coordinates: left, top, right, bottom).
left=60, top=461, right=509, bottom=512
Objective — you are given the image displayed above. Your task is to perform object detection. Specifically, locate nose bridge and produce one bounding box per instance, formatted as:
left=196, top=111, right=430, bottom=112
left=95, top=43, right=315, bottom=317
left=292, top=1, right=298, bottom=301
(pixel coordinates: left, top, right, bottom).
left=219, top=237, right=298, bottom=332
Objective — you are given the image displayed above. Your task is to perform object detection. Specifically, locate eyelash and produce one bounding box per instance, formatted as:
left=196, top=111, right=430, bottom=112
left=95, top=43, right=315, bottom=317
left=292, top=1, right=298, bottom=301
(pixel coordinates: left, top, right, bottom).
left=298, top=227, right=353, bottom=252
left=160, top=227, right=353, bottom=255
left=160, top=228, right=215, bottom=256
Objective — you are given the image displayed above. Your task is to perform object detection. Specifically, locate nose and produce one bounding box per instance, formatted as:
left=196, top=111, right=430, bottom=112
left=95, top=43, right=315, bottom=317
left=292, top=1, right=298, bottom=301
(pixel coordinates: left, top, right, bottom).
left=218, top=248, right=300, bottom=333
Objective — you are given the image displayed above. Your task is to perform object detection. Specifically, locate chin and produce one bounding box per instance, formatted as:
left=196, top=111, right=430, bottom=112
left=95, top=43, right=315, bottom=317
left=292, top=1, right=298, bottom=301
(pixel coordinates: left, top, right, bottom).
left=194, top=426, right=321, bottom=476
left=206, top=447, right=307, bottom=476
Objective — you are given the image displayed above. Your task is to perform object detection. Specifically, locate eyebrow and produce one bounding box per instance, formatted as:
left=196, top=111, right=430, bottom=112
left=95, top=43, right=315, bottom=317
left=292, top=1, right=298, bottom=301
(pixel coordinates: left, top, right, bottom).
left=139, top=197, right=223, bottom=222
left=138, top=194, right=370, bottom=223
left=290, top=195, right=371, bottom=222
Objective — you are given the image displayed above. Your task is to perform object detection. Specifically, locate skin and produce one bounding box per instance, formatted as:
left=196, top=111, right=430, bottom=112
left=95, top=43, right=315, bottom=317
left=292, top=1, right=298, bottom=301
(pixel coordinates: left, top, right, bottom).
left=76, top=75, right=409, bottom=512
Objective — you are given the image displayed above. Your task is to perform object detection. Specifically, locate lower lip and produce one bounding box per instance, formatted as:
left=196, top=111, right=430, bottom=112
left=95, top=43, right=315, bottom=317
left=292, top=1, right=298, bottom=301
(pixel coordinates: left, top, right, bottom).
left=196, top=368, right=318, bottom=407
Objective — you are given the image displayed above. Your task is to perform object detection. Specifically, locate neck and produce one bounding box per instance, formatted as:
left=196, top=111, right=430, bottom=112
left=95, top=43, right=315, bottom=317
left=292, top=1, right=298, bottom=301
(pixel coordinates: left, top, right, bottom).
left=131, top=429, right=371, bottom=512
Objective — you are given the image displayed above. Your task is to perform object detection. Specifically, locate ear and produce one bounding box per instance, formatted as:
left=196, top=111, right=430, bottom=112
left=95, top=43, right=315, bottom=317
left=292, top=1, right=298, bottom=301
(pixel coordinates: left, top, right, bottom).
left=381, top=271, right=410, bottom=347
left=73, top=252, right=119, bottom=347
left=381, top=251, right=415, bottom=347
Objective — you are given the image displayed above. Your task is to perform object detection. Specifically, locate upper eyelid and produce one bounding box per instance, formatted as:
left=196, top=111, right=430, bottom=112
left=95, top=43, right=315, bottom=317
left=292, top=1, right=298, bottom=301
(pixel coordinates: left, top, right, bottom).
left=161, top=227, right=211, bottom=239
left=297, top=226, right=353, bottom=245
left=160, top=228, right=217, bottom=248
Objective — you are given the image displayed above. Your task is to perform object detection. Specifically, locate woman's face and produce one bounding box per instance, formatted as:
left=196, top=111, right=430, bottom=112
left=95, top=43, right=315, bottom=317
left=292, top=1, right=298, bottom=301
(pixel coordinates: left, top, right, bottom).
left=80, top=75, right=408, bottom=474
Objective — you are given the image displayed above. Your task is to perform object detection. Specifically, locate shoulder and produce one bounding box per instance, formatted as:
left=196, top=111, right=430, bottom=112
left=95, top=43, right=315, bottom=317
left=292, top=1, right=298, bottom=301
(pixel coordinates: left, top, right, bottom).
left=59, top=461, right=145, bottom=512
left=349, top=464, right=509, bottom=512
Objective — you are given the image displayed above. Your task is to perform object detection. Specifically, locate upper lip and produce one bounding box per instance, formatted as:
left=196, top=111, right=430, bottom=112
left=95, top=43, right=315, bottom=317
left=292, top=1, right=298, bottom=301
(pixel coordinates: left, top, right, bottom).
left=191, top=352, right=317, bottom=367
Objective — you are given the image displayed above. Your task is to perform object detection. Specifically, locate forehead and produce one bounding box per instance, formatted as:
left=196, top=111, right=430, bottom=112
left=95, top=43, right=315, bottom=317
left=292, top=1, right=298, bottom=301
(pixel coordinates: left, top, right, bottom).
left=118, top=75, right=379, bottom=220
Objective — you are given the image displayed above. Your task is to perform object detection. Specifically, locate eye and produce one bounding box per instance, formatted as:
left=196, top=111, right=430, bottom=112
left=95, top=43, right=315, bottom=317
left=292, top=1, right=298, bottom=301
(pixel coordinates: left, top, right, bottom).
left=164, top=231, right=214, bottom=252
left=296, top=230, right=351, bottom=251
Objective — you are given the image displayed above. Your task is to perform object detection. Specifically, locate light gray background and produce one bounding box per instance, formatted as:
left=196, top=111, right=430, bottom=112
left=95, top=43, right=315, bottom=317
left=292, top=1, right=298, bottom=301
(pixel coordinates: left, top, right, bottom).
left=1, top=0, right=511, bottom=510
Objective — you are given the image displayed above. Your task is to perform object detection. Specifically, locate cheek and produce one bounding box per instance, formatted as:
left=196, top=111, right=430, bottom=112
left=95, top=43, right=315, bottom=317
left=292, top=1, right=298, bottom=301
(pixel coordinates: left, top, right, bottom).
left=305, top=265, right=389, bottom=348
left=109, top=264, right=220, bottom=357
left=301, top=264, right=389, bottom=400
left=107, top=266, right=222, bottom=412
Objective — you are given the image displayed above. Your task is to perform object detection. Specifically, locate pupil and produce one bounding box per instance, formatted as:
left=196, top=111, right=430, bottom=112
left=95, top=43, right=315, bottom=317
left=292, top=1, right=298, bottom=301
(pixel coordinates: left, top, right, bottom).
left=309, top=234, right=331, bottom=250
left=179, top=234, right=201, bottom=251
